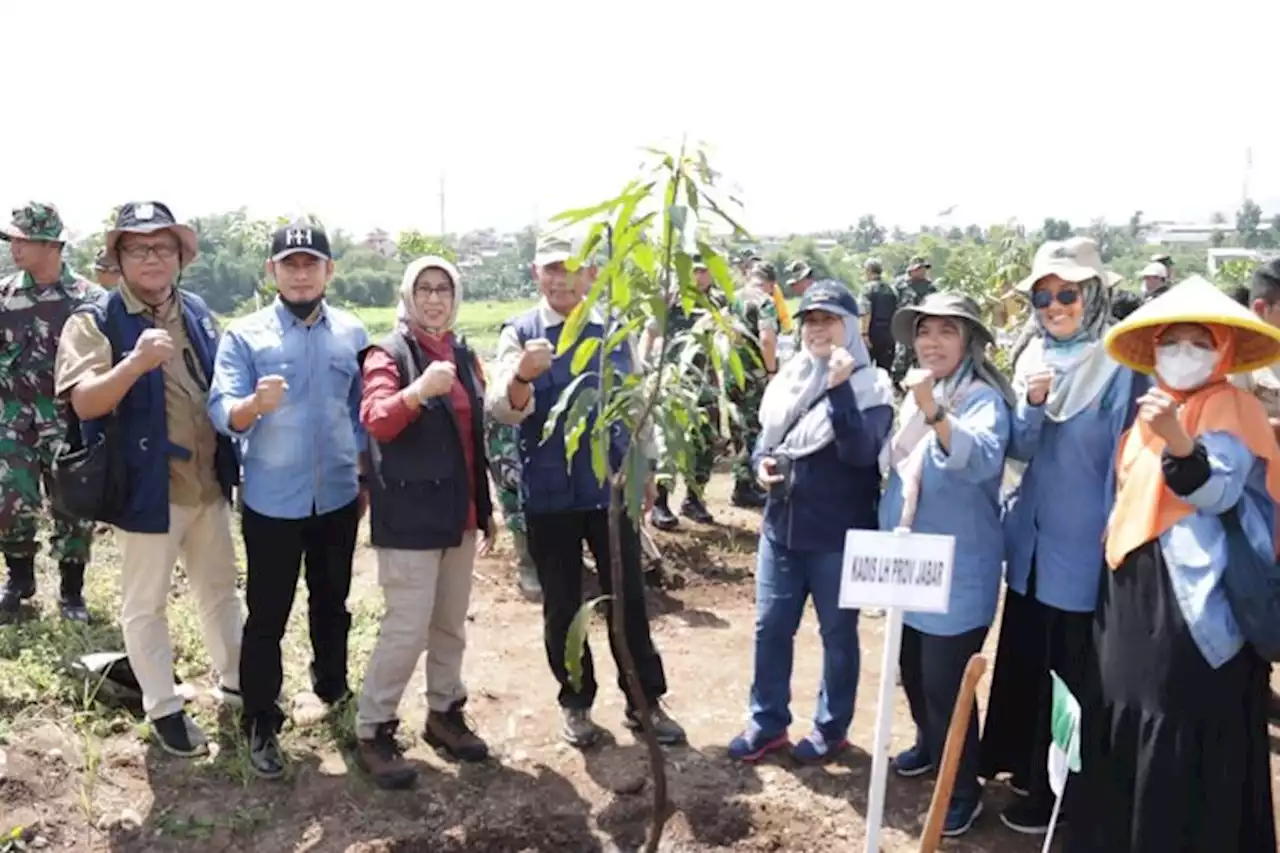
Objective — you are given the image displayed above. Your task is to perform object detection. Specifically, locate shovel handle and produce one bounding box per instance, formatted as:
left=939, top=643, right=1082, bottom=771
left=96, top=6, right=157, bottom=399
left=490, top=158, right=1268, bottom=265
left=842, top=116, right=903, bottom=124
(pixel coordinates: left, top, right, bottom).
left=918, top=653, right=987, bottom=853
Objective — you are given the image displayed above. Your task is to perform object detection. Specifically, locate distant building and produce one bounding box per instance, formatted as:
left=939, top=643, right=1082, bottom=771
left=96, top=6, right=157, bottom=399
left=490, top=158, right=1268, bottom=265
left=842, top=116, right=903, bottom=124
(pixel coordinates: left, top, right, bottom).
left=1146, top=217, right=1275, bottom=247
left=363, top=228, right=397, bottom=258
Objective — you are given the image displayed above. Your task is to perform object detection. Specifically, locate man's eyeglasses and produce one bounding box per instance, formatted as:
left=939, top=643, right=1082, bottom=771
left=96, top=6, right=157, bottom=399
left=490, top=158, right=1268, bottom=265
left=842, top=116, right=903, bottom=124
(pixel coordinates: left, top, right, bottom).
left=1031, top=289, right=1081, bottom=310
left=120, top=244, right=179, bottom=262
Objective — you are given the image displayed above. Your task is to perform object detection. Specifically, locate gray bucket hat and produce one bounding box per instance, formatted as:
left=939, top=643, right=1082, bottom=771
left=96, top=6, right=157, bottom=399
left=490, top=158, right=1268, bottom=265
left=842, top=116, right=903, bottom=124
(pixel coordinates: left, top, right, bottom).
left=891, top=291, right=995, bottom=349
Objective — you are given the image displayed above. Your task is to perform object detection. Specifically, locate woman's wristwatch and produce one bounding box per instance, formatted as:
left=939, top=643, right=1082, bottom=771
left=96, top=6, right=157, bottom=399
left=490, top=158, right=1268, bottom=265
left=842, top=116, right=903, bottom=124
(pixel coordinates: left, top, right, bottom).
left=924, top=405, right=947, bottom=426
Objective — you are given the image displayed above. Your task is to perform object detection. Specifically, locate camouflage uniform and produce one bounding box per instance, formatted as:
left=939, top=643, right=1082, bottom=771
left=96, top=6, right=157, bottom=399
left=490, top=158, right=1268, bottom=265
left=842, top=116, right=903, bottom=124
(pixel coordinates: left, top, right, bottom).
left=651, top=299, right=717, bottom=498
left=891, top=278, right=938, bottom=383
left=0, top=203, right=103, bottom=619
left=484, top=418, right=539, bottom=598
left=728, top=283, right=779, bottom=504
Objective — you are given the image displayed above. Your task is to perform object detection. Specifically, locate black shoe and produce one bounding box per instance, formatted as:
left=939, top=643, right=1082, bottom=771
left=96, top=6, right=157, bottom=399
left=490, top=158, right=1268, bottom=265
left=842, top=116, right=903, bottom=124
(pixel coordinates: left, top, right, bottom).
left=0, top=556, right=36, bottom=615
left=731, top=482, right=767, bottom=509
left=151, top=711, right=209, bottom=758
left=649, top=486, right=679, bottom=531
left=58, top=561, right=88, bottom=622
left=680, top=494, right=714, bottom=524
left=248, top=722, right=286, bottom=780
left=999, top=797, right=1057, bottom=835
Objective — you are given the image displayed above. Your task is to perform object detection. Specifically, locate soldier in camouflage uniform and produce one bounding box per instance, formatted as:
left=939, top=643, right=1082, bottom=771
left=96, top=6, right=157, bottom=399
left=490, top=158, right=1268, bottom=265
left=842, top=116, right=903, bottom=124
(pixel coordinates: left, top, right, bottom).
left=484, top=418, right=541, bottom=600
left=642, top=257, right=717, bottom=529
left=891, top=255, right=938, bottom=384
left=92, top=248, right=121, bottom=288
left=0, top=203, right=103, bottom=621
left=728, top=264, right=780, bottom=508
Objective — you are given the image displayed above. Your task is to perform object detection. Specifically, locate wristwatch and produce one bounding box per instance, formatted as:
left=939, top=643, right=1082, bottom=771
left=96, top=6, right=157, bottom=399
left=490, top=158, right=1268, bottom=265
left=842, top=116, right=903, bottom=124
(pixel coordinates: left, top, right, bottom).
left=924, top=405, right=947, bottom=426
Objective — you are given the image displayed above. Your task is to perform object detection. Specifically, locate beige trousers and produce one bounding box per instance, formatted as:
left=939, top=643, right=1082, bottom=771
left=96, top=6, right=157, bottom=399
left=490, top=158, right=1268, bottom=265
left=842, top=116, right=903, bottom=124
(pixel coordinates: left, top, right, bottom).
left=114, top=500, right=244, bottom=720
left=356, top=532, right=476, bottom=740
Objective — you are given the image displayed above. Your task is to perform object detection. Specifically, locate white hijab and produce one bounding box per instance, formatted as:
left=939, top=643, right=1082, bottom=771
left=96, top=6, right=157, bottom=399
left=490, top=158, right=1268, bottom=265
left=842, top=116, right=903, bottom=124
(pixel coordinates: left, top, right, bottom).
left=758, top=313, right=894, bottom=461
left=396, top=255, right=462, bottom=334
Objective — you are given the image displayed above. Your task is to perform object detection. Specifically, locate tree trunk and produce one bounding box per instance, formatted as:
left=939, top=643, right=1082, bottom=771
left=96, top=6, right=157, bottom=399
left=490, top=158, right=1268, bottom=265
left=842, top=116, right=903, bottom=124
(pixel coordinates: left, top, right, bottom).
left=607, top=489, right=670, bottom=852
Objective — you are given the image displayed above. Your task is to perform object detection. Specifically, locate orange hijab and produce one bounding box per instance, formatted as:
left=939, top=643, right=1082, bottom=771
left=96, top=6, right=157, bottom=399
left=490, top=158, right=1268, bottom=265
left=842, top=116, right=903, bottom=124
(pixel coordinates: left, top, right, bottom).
left=1105, top=323, right=1280, bottom=569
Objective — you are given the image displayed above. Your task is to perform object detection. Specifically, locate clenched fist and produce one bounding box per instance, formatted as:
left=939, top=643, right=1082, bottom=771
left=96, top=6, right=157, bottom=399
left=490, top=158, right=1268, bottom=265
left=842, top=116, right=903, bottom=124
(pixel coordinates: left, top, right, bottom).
left=827, top=347, right=856, bottom=388
left=253, top=375, right=289, bottom=416
left=1025, top=369, right=1054, bottom=406
left=1138, top=387, right=1193, bottom=455
left=906, top=368, right=937, bottom=414
left=516, top=338, right=554, bottom=382
left=128, top=328, right=174, bottom=372
left=409, top=360, right=457, bottom=403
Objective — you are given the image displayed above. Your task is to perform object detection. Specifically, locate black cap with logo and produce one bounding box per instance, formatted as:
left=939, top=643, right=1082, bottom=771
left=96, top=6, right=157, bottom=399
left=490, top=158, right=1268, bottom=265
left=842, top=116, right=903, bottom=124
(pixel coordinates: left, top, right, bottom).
left=271, top=220, right=332, bottom=261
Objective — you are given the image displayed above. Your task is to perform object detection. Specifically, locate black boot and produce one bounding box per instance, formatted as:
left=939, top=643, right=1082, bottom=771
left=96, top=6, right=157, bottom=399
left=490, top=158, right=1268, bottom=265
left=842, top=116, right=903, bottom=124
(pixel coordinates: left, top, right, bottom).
left=59, top=560, right=88, bottom=623
left=649, top=485, right=679, bottom=531
left=0, top=555, right=36, bottom=618
left=731, top=481, right=767, bottom=509
left=680, top=492, right=715, bottom=524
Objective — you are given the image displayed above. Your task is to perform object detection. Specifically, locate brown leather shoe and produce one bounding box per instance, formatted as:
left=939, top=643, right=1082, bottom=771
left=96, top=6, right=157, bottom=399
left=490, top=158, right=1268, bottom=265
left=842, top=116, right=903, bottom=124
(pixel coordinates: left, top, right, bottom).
left=424, top=699, right=489, bottom=762
left=356, top=721, right=418, bottom=790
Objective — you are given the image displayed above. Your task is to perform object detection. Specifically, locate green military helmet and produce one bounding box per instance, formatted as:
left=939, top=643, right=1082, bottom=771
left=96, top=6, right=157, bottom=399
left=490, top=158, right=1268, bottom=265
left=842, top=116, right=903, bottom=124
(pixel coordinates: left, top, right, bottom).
left=0, top=201, right=69, bottom=243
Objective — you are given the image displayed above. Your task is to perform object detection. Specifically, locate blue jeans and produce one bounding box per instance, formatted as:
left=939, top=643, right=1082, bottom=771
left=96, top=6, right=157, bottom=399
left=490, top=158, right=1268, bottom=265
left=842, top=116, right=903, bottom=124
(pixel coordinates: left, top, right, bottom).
left=749, top=535, right=861, bottom=739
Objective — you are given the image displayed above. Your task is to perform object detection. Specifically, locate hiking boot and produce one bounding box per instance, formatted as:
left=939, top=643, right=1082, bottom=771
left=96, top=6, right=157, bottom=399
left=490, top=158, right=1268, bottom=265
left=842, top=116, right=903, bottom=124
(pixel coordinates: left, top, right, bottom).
left=942, top=797, right=984, bottom=838
left=356, top=721, right=418, bottom=790
left=727, top=728, right=789, bottom=763
left=58, top=560, right=88, bottom=623
left=561, top=707, right=604, bottom=749
left=623, top=705, right=687, bottom=746
left=649, top=486, right=679, bottom=531
left=151, top=711, right=209, bottom=758
left=423, top=699, right=489, bottom=763
left=892, top=742, right=934, bottom=778
left=0, top=555, right=36, bottom=617
left=680, top=493, right=714, bottom=524
left=731, top=481, right=767, bottom=509
left=791, top=730, right=849, bottom=765
left=247, top=721, right=286, bottom=780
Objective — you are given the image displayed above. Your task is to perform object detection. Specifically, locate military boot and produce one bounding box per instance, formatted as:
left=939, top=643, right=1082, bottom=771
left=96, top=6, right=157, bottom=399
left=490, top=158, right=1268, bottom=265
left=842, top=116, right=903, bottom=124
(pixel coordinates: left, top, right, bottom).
left=731, top=480, right=767, bottom=509
left=0, top=555, right=36, bottom=617
left=680, top=492, right=715, bottom=524
left=58, top=560, right=89, bottom=622
left=649, top=485, right=679, bottom=531
left=511, top=530, right=541, bottom=602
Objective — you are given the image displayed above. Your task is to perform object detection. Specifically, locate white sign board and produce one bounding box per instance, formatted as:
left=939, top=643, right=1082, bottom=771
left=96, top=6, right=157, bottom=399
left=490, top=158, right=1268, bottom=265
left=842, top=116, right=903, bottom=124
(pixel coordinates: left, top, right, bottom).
left=839, top=528, right=956, bottom=613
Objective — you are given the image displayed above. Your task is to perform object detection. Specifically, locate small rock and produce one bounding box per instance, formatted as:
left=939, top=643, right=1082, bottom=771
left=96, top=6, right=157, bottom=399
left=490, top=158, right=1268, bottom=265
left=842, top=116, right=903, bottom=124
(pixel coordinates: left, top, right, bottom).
left=510, top=750, right=528, bottom=763
left=119, top=808, right=142, bottom=831
left=31, top=835, right=49, bottom=848
left=44, top=748, right=63, bottom=763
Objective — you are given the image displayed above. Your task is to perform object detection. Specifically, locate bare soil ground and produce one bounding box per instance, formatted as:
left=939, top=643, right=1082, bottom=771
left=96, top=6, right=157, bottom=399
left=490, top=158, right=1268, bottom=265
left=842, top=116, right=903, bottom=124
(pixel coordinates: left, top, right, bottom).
left=3, top=470, right=1280, bottom=852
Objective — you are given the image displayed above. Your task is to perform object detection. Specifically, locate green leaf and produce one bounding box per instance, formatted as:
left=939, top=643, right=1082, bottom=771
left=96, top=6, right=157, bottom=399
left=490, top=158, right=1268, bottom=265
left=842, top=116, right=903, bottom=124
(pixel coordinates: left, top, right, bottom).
left=668, top=204, right=688, bottom=236
left=605, top=316, right=643, bottom=355
left=540, top=372, right=595, bottom=445
left=590, top=429, right=609, bottom=485
left=699, top=241, right=737, bottom=303
left=551, top=181, right=643, bottom=226
left=557, top=276, right=605, bottom=356
left=564, top=595, right=612, bottom=692
left=633, top=241, right=657, bottom=276
left=727, top=348, right=747, bottom=390
left=570, top=337, right=601, bottom=375
left=562, top=386, right=601, bottom=467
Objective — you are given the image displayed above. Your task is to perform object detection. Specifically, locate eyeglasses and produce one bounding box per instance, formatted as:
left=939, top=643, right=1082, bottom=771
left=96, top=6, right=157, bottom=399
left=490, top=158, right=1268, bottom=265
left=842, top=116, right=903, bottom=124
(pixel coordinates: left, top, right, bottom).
left=120, top=244, right=179, bottom=262
left=1031, top=289, right=1081, bottom=310
left=415, top=285, right=453, bottom=299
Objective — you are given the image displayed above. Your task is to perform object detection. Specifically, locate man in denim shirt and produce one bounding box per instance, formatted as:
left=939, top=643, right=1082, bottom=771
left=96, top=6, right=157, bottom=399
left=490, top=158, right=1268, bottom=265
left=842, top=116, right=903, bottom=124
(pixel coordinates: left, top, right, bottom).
left=208, top=219, right=369, bottom=779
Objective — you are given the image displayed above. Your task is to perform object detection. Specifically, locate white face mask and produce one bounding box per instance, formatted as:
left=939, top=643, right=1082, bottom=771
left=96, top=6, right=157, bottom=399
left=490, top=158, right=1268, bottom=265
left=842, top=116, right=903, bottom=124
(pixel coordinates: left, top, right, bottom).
left=1154, top=342, right=1219, bottom=390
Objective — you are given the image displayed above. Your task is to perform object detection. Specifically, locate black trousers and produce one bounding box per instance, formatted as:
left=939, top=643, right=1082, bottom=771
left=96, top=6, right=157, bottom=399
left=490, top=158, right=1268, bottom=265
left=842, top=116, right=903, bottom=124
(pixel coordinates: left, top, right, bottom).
left=868, top=334, right=895, bottom=372
left=900, top=624, right=989, bottom=802
left=525, top=506, right=667, bottom=711
left=239, top=499, right=359, bottom=731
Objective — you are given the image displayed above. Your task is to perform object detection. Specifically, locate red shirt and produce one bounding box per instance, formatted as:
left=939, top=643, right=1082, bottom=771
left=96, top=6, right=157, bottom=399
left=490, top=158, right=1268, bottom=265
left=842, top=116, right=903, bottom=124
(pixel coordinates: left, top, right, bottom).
left=360, top=329, right=484, bottom=531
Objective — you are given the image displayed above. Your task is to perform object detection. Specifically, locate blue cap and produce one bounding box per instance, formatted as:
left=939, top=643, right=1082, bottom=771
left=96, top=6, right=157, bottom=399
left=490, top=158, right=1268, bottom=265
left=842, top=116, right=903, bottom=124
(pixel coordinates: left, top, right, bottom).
left=796, top=280, right=858, bottom=320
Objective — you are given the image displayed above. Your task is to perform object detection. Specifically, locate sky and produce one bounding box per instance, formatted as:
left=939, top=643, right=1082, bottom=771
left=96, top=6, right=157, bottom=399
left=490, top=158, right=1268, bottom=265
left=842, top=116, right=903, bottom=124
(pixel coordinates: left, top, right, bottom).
left=6, top=0, right=1280, bottom=242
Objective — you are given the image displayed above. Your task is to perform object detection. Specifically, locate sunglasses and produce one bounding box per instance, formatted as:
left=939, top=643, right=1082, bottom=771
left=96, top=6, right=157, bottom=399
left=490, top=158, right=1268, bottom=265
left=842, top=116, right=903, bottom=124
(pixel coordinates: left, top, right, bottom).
left=1031, top=289, right=1081, bottom=309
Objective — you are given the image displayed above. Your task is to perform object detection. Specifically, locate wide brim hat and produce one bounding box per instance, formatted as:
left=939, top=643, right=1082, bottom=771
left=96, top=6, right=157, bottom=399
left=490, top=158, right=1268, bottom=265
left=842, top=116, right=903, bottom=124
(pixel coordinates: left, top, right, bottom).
left=891, top=291, right=995, bottom=349
left=1017, top=236, right=1122, bottom=294
left=1104, top=275, right=1280, bottom=375
left=103, top=201, right=199, bottom=269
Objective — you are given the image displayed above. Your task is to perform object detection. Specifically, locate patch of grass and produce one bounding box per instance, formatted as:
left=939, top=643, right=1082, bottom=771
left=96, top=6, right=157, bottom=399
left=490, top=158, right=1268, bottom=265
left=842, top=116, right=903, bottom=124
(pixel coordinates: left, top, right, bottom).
left=350, top=298, right=538, bottom=358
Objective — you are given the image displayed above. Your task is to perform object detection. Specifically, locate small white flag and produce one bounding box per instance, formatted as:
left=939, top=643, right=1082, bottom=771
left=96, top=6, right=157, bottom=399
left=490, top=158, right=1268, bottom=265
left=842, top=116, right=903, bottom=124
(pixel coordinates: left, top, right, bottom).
left=1047, top=669, right=1081, bottom=797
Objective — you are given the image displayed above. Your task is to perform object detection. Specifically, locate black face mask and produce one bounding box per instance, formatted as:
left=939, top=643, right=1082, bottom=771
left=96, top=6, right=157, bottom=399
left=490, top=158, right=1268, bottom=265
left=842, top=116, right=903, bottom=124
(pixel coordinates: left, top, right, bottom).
left=281, top=293, right=324, bottom=320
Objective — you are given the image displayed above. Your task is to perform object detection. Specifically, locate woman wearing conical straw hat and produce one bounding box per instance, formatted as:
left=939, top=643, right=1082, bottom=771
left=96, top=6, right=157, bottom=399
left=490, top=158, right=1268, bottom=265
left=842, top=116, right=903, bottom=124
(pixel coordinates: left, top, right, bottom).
left=1069, top=276, right=1280, bottom=852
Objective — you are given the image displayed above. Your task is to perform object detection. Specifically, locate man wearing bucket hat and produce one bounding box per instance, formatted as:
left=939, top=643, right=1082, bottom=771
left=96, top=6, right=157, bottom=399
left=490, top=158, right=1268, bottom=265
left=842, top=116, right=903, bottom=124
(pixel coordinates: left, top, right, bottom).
left=208, top=219, right=369, bottom=779
left=1071, top=274, right=1280, bottom=850
left=92, top=248, right=121, bottom=288
left=0, top=202, right=103, bottom=622
left=54, top=201, right=244, bottom=758
left=1139, top=260, right=1170, bottom=303
left=784, top=260, right=815, bottom=297
left=890, top=256, right=938, bottom=385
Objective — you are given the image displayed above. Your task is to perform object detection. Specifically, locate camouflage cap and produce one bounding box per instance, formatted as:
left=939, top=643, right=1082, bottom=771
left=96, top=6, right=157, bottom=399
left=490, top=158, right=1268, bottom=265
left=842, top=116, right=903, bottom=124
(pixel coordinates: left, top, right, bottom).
left=784, top=260, right=813, bottom=286
left=0, top=201, right=68, bottom=243
left=752, top=262, right=777, bottom=282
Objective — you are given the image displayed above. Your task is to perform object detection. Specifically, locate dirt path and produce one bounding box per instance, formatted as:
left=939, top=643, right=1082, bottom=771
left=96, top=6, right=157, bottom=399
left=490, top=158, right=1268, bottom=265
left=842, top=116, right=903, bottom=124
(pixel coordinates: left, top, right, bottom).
left=2, top=473, right=1279, bottom=852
